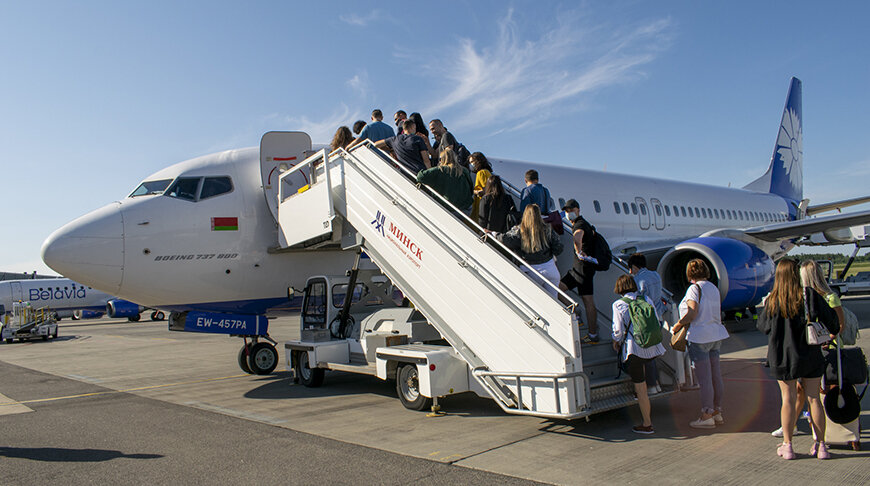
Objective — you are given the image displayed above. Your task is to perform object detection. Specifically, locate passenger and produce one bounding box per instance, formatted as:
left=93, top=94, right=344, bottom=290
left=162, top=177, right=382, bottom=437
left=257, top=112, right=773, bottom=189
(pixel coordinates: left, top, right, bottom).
left=375, top=119, right=431, bottom=174
left=628, top=253, right=665, bottom=395
left=559, top=199, right=599, bottom=343
left=499, top=204, right=563, bottom=298
left=429, top=119, right=470, bottom=168
left=394, top=110, right=407, bottom=134
left=518, top=170, right=553, bottom=214
left=329, top=126, right=354, bottom=152
left=349, top=109, right=395, bottom=148
left=611, top=274, right=666, bottom=434
left=469, top=152, right=493, bottom=221
left=478, top=175, right=517, bottom=233
left=758, top=260, right=846, bottom=450
left=670, top=259, right=729, bottom=429
left=407, top=112, right=433, bottom=157
left=352, top=120, right=367, bottom=136
left=416, top=147, right=473, bottom=213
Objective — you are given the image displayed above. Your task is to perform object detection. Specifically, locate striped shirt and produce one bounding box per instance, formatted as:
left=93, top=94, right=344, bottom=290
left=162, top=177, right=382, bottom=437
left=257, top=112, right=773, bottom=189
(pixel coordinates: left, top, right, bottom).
left=612, top=292, right=666, bottom=360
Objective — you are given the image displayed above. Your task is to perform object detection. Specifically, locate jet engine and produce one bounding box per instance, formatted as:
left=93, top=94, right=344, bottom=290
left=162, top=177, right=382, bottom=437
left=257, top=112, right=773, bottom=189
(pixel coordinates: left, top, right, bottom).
left=658, top=237, right=775, bottom=310
left=106, top=299, right=143, bottom=319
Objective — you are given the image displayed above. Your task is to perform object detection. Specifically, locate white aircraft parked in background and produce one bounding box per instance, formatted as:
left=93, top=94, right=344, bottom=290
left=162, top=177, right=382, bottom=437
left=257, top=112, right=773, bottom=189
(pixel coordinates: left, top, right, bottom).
left=40, top=77, right=870, bottom=370
left=0, top=278, right=163, bottom=322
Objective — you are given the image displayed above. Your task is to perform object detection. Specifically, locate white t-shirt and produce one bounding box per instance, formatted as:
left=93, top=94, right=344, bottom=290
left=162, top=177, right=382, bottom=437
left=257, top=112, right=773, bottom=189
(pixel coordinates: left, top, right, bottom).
left=679, top=280, right=729, bottom=344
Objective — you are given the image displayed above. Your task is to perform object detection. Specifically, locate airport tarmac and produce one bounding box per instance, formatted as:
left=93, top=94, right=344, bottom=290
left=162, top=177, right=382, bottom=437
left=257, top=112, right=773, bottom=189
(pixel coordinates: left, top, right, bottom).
left=2, top=298, right=869, bottom=485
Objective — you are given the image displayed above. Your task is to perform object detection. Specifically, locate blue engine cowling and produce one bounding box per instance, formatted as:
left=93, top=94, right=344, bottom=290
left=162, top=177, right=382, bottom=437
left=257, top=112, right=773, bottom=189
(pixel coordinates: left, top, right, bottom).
left=658, top=237, right=775, bottom=310
left=74, top=309, right=105, bottom=319
left=106, top=299, right=142, bottom=318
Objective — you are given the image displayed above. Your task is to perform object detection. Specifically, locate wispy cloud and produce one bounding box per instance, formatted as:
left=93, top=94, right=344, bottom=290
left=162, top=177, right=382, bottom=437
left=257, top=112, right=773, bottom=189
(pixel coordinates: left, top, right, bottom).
left=340, top=10, right=384, bottom=27
left=346, top=71, right=369, bottom=98
left=421, top=9, right=673, bottom=132
left=279, top=104, right=363, bottom=143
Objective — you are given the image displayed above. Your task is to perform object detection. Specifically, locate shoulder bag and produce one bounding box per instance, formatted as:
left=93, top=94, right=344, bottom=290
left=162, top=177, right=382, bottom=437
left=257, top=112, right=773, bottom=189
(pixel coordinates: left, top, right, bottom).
left=670, top=284, right=699, bottom=352
left=805, top=288, right=832, bottom=346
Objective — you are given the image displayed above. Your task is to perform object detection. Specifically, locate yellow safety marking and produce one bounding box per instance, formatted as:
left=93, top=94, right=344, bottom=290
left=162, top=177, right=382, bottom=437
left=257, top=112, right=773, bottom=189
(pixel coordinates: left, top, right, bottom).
left=297, top=184, right=310, bottom=194
left=0, top=373, right=248, bottom=407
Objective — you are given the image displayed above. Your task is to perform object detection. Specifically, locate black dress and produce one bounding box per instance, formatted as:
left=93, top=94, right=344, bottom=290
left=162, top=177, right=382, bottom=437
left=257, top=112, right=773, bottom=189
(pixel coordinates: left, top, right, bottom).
left=757, top=288, right=838, bottom=381
left=478, top=194, right=516, bottom=233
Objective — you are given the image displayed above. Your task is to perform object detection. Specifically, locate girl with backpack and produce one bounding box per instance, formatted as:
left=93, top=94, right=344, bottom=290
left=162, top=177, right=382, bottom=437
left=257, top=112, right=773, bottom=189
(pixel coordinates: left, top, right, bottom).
left=611, top=274, right=666, bottom=435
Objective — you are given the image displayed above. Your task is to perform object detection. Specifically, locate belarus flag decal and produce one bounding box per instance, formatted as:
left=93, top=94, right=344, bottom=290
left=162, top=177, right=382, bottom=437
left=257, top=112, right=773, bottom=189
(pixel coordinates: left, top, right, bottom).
left=211, top=217, right=239, bottom=231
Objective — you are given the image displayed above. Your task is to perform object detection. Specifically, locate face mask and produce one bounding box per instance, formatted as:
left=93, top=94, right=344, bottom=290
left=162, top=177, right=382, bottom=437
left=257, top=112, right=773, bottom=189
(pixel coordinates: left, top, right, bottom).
left=567, top=211, right=580, bottom=221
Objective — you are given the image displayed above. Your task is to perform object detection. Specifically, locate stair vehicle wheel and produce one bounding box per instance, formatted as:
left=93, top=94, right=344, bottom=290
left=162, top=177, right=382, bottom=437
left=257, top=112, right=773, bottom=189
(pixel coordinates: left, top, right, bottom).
left=396, top=364, right=432, bottom=411
left=295, top=352, right=324, bottom=387
left=128, top=314, right=141, bottom=322
left=5, top=338, right=12, bottom=344
left=52, top=328, right=58, bottom=339
left=42, top=335, right=48, bottom=341
left=247, top=342, right=278, bottom=375
left=237, top=344, right=253, bottom=374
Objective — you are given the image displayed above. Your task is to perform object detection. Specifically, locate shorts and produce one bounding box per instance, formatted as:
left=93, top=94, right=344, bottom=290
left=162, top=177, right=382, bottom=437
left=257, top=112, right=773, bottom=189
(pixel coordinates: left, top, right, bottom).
left=560, top=269, right=594, bottom=296
left=624, top=355, right=652, bottom=384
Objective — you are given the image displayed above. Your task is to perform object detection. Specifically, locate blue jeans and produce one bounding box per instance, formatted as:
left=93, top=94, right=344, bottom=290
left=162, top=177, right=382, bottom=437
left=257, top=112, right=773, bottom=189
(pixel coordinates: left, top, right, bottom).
left=688, top=340, right=724, bottom=415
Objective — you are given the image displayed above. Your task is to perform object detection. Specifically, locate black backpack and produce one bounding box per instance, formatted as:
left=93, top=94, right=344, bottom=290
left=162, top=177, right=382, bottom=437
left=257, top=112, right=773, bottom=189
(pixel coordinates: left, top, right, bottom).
left=454, top=143, right=471, bottom=168
left=591, top=229, right=612, bottom=271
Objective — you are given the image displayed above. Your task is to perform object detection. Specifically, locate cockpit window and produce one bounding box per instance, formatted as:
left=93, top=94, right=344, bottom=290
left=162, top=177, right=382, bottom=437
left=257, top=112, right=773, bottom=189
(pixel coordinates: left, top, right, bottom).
left=166, top=177, right=201, bottom=201
left=130, top=179, right=172, bottom=197
left=200, top=177, right=233, bottom=200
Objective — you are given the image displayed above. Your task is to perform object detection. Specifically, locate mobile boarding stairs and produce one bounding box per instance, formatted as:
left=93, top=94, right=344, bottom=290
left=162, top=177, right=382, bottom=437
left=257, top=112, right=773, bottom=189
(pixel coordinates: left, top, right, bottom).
left=266, top=133, right=687, bottom=419
left=2, top=302, right=59, bottom=343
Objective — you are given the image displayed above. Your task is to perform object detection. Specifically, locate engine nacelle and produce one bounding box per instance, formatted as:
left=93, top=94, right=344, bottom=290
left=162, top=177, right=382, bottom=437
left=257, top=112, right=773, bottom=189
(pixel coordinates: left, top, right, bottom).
left=106, top=299, right=142, bottom=318
left=658, top=237, right=775, bottom=310
left=74, top=309, right=104, bottom=320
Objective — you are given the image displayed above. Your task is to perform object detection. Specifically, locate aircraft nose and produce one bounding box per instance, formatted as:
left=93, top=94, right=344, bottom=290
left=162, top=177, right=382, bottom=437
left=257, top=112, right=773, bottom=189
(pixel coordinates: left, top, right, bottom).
left=41, top=202, right=124, bottom=295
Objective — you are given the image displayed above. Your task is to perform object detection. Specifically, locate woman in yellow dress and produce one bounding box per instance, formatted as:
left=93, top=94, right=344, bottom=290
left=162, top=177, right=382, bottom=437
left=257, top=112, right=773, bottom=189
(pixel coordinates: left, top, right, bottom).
left=469, top=152, right=492, bottom=221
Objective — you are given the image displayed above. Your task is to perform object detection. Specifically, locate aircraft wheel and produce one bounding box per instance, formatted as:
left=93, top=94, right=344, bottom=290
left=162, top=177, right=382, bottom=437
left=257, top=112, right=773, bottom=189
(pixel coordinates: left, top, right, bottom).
left=295, top=352, right=324, bottom=387
left=128, top=314, right=141, bottom=322
left=151, top=311, right=165, bottom=321
left=52, top=328, right=58, bottom=339
left=247, top=342, right=278, bottom=375
left=42, top=335, right=48, bottom=341
left=396, top=364, right=431, bottom=411
left=237, top=344, right=253, bottom=374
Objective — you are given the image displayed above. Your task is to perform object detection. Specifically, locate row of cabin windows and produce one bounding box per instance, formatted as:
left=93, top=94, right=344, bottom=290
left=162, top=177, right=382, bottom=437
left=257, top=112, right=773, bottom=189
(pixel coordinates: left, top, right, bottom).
left=591, top=199, right=786, bottom=223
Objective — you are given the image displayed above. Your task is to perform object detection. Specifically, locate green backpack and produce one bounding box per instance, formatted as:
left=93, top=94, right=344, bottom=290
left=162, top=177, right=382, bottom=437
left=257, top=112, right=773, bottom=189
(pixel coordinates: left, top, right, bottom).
left=620, top=296, right=662, bottom=348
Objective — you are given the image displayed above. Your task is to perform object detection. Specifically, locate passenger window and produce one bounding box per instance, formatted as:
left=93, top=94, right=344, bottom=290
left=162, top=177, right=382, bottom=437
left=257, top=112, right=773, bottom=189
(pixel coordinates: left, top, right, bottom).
left=673, top=205, right=679, bottom=216
left=623, top=202, right=630, bottom=214
left=694, top=207, right=701, bottom=217
left=166, top=177, right=201, bottom=201
left=706, top=208, right=713, bottom=218
left=200, top=177, right=234, bottom=200
left=713, top=209, right=719, bottom=219
left=665, top=206, right=671, bottom=216
left=631, top=203, right=638, bottom=215
left=640, top=204, right=647, bottom=216
left=613, top=202, right=621, bottom=214
left=687, top=207, right=693, bottom=217
left=655, top=205, right=662, bottom=216
left=130, top=179, right=172, bottom=197
left=681, top=206, right=687, bottom=217
left=593, top=200, right=601, bottom=213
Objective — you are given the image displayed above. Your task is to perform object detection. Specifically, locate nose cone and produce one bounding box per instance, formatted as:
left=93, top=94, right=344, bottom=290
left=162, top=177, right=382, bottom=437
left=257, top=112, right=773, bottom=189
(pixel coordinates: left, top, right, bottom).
left=41, top=202, right=124, bottom=295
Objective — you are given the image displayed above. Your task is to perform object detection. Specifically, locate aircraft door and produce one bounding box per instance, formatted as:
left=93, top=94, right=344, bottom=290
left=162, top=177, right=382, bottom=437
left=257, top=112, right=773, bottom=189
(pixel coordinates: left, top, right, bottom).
left=635, top=197, right=650, bottom=230
left=260, top=131, right=313, bottom=224
left=11, top=282, right=22, bottom=302
left=650, top=198, right=666, bottom=230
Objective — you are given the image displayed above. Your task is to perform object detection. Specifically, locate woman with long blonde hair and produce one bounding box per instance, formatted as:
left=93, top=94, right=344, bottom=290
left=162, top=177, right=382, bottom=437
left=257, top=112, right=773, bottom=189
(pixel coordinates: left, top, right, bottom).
left=499, top=204, right=563, bottom=298
left=416, top=147, right=474, bottom=212
left=757, top=259, right=838, bottom=460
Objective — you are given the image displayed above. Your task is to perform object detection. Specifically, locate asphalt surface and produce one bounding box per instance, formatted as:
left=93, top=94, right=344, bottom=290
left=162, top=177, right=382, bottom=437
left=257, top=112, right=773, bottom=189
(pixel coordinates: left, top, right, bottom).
left=0, top=362, right=541, bottom=485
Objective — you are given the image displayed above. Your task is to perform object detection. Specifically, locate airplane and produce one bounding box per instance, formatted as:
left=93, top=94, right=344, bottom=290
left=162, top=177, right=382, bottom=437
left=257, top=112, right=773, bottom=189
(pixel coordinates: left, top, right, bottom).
left=0, top=278, right=165, bottom=322
left=39, top=76, right=870, bottom=372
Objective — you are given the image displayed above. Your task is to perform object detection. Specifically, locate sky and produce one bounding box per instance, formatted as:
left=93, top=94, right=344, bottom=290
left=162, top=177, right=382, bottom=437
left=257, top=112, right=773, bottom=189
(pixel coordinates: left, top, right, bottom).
left=1, top=1, right=869, bottom=275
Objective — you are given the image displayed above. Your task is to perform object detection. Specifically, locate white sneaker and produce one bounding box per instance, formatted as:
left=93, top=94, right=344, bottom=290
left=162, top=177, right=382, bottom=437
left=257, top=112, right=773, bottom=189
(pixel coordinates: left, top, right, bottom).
left=647, top=385, right=662, bottom=396
left=690, top=417, right=716, bottom=429
left=712, top=412, right=724, bottom=425
left=771, top=426, right=798, bottom=438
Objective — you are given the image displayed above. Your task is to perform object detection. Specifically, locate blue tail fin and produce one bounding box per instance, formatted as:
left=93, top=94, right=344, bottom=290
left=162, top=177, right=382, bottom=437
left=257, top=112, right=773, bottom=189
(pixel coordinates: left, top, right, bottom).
left=743, top=77, right=803, bottom=203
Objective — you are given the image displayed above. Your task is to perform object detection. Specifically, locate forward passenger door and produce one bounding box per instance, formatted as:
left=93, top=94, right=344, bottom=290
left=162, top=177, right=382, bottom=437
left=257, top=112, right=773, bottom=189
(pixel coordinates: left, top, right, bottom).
left=650, top=198, right=666, bottom=230
left=635, top=197, right=650, bottom=230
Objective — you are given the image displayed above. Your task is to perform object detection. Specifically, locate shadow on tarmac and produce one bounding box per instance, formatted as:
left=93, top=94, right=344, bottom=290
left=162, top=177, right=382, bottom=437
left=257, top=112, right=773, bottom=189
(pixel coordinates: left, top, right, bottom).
left=0, top=446, right=163, bottom=462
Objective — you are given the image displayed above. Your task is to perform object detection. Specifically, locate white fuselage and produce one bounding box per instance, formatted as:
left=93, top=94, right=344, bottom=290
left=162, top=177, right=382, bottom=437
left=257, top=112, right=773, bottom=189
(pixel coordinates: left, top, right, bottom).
left=0, top=278, right=113, bottom=315
left=41, top=147, right=792, bottom=315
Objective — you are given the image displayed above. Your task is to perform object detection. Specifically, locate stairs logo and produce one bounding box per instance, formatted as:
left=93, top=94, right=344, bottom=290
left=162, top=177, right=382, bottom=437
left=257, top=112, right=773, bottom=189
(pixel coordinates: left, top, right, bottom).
left=371, top=210, right=386, bottom=237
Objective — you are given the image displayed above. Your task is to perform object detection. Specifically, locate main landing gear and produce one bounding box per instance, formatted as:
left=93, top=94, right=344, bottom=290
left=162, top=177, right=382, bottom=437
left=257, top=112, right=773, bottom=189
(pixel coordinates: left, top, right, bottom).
left=237, top=335, right=278, bottom=375
left=150, top=311, right=166, bottom=321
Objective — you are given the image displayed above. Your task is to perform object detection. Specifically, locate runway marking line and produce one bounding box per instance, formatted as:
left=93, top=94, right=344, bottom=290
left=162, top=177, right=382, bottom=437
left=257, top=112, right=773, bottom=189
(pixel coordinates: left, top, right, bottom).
left=0, top=373, right=249, bottom=407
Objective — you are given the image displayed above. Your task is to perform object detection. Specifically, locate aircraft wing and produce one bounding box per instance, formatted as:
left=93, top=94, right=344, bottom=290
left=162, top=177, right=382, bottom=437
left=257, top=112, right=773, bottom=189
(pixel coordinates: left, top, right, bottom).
left=743, top=209, right=870, bottom=242
left=806, top=195, right=870, bottom=216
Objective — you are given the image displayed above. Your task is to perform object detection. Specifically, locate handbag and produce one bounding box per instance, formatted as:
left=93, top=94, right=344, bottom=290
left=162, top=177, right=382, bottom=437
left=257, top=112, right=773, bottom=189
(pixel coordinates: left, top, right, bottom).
left=670, top=284, right=700, bottom=352
left=804, top=290, right=832, bottom=346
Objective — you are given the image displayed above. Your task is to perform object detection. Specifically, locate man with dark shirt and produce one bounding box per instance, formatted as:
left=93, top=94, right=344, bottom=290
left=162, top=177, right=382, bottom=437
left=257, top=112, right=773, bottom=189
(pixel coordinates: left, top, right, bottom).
left=428, top=119, right=457, bottom=156
left=394, top=110, right=407, bottom=135
left=375, top=119, right=431, bottom=174
left=558, top=199, right=599, bottom=343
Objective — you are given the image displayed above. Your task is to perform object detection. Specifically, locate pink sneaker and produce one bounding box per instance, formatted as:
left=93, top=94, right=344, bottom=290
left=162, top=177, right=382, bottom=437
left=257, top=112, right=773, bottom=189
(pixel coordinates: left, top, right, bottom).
left=811, top=441, right=830, bottom=460
left=777, top=442, right=795, bottom=460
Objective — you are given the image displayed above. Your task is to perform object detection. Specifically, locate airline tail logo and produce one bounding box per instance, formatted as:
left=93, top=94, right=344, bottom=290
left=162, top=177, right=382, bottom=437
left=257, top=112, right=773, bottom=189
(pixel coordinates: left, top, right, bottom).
left=769, top=77, right=803, bottom=202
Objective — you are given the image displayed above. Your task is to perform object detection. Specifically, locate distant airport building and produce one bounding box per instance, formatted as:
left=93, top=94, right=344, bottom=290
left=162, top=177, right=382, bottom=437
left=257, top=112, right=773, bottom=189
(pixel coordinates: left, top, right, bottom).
left=0, top=271, right=59, bottom=282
